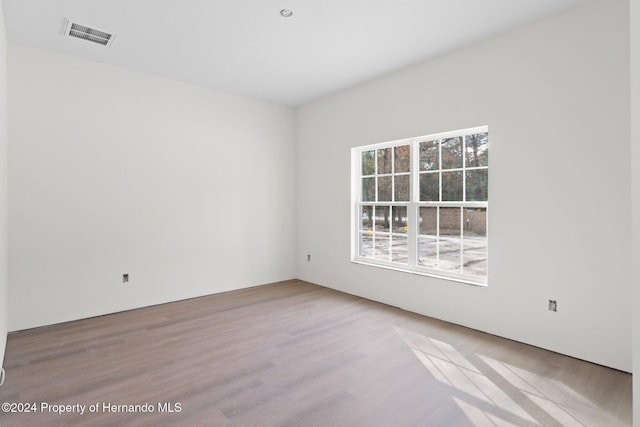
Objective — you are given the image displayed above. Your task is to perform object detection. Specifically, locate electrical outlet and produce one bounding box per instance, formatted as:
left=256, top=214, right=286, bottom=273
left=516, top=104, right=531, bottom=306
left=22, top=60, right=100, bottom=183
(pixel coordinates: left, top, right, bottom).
left=122, top=273, right=129, bottom=283
left=548, top=300, right=557, bottom=312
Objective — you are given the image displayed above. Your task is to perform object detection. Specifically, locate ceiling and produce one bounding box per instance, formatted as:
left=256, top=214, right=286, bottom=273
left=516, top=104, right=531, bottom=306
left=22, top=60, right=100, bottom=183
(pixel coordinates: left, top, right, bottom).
left=2, top=0, right=589, bottom=106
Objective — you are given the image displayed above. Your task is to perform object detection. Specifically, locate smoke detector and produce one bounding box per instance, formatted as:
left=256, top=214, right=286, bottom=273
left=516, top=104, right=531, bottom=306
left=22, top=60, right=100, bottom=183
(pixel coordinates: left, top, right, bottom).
left=64, top=19, right=115, bottom=47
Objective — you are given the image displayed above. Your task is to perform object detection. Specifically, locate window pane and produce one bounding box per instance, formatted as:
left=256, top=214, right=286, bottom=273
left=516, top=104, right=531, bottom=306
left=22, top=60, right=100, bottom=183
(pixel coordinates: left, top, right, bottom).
left=391, top=235, right=408, bottom=263
left=442, top=171, right=463, bottom=201
left=466, top=169, right=488, bottom=201
left=362, top=150, right=376, bottom=175
left=394, top=145, right=410, bottom=173
left=418, top=236, right=438, bottom=268
left=359, top=233, right=374, bottom=258
left=419, top=140, right=439, bottom=171
left=394, top=175, right=410, bottom=201
left=374, top=206, right=391, bottom=232
left=373, top=234, right=390, bottom=261
left=439, top=238, right=462, bottom=273
left=463, top=240, right=487, bottom=277
left=465, top=133, right=488, bottom=168
left=378, top=176, right=392, bottom=201
left=377, top=148, right=392, bottom=174
left=392, top=206, right=407, bottom=233
left=440, top=207, right=461, bottom=237
left=441, top=137, right=463, bottom=169
left=420, top=172, right=439, bottom=201
left=362, top=177, right=375, bottom=202
left=419, top=207, right=437, bottom=235
left=361, top=206, right=373, bottom=231
left=464, top=207, right=486, bottom=237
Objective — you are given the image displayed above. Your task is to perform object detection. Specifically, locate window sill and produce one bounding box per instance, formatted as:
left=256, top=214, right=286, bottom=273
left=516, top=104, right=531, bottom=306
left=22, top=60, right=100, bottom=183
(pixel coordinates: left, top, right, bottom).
left=351, top=258, right=488, bottom=287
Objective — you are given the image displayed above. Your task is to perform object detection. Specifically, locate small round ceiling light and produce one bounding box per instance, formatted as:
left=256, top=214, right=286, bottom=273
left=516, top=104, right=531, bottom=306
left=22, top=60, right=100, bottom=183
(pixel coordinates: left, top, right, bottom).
left=280, top=9, right=293, bottom=18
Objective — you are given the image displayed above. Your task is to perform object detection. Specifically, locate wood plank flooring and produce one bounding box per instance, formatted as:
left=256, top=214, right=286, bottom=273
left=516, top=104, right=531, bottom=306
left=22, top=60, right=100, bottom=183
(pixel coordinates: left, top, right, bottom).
left=0, top=280, right=632, bottom=426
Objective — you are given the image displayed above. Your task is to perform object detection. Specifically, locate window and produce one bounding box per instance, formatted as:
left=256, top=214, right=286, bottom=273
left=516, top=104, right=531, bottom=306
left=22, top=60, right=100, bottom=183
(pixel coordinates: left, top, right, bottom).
left=352, top=127, right=488, bottom=285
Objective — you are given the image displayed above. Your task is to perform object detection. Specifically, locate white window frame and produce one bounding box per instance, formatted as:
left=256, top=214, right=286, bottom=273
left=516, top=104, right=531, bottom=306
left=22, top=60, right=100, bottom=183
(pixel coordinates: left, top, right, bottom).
left=351, top=126, right=488, bottom=286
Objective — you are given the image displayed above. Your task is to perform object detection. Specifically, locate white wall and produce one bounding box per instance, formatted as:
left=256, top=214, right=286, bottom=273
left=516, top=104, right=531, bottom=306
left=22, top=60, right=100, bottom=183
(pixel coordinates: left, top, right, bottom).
left=8, top=45, right=295, bottom=331
left=631, top=0, right=640, bottom=422
left=0, top=2, right=8, bottom=367
left=296, top=0, right=631, bottom=371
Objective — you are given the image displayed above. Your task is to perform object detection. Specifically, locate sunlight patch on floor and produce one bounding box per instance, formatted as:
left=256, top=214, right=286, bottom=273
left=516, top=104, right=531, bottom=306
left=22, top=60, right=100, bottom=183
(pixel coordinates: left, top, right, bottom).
left=390, top=325, right=628, bottom=426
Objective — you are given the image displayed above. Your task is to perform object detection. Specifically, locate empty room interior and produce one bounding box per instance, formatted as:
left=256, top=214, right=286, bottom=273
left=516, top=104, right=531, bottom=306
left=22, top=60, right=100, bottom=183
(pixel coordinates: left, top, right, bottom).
left=0, top=0, right=639, bottom=425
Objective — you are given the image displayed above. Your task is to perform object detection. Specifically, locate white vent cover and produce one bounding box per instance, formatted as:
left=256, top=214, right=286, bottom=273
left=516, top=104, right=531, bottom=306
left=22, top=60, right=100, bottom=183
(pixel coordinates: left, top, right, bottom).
left=64, top=19, right=115, bottom=47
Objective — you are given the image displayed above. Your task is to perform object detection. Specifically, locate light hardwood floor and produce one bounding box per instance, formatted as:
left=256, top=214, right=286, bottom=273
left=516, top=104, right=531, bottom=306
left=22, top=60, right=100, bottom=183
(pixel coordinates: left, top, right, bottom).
left=0, top=280, right=632, bottom=426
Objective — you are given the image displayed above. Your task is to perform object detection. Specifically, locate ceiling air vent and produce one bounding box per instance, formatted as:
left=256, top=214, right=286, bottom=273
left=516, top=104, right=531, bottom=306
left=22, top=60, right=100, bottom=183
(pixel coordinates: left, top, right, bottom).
left=64, top=19, right=115, bottom=47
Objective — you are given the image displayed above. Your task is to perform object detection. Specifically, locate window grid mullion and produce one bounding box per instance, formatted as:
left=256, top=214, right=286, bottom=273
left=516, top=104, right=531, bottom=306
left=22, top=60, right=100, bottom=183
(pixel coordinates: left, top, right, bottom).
left=374, top=149, right=379, bottom=204
left=459, top=207, right=464, bottom=273
left=409, top=140, right=419, bottom=268
left=438, top=138, right=443, bottom=203
left=391, top=147, right=395, bottom=203
left=436, top=206, right=440, bottom=269
left=463, top=135, right=467, bottom=203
